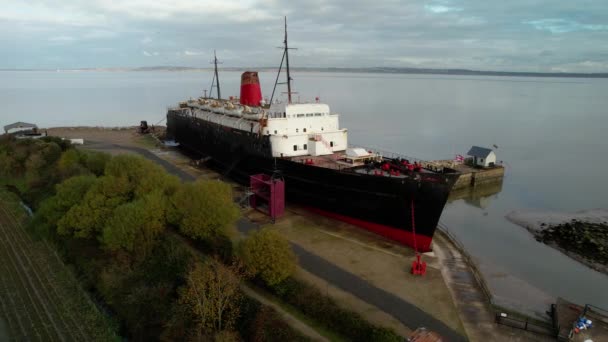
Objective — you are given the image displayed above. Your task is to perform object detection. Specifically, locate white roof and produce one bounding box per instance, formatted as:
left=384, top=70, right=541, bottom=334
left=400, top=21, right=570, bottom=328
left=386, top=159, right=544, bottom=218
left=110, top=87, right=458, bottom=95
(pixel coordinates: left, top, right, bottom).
left=346, top=148, right=369, bottom=157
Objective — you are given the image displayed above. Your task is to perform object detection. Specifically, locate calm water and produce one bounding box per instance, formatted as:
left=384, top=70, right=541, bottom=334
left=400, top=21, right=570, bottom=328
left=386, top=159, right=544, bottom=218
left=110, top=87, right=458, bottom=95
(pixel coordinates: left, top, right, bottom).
left=2, top=70, right=607, bottom=313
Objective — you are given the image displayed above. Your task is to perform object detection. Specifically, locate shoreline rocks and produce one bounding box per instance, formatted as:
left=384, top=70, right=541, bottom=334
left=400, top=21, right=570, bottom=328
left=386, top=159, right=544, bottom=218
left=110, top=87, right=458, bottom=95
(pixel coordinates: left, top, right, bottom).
left=506, top=209, right=608, bottom=276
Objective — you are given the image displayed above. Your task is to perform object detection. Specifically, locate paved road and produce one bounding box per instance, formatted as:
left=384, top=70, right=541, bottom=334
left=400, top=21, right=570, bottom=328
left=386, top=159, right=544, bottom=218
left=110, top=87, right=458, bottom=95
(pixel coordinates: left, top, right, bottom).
left=98, top=142, right=467, bottom=341
left=237, top=219, right=467, bottom=342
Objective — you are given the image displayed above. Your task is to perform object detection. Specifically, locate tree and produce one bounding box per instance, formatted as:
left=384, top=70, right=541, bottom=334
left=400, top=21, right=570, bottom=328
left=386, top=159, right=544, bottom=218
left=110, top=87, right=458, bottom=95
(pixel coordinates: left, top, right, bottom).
left=83, top=151, right=111, bottom=176
left=57, top=175, right=131, bottom=238
left=239, top=228, right=296, bottom=286
left=0, top=150, right=18, bottom=178
left=169, top=180, right=239, bottom=241
left=178, top=261, right=241, bottom=337
left=104, top=154, right=180, bottom=199
left=32, top=174, right=97, bottom=237
left=57, top=148, right=88, bottom=178
left=102, top=191, right=167, bottom=259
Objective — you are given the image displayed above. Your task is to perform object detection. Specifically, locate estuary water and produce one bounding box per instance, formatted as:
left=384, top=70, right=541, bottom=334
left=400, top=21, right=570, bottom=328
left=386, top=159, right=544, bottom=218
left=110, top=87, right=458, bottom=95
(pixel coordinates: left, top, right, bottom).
left=2, top=70, right=607, bottom=313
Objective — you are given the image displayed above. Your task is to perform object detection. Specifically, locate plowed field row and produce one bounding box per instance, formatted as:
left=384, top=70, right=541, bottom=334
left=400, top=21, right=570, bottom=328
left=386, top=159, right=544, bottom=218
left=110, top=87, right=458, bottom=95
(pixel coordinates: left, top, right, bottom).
left=0, top=196, right=116, bottom=341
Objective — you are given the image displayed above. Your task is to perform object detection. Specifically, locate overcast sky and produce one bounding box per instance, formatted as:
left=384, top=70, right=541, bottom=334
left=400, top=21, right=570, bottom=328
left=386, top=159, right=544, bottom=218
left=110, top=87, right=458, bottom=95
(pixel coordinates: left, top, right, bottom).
left=2, top=0, right=608, bottom=72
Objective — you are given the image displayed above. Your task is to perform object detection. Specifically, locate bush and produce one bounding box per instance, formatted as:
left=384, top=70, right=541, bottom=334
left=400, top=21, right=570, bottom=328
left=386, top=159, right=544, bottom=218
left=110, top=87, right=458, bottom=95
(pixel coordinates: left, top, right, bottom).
left=249, top=306, right=310, bottom=342
left=239, top=228, right=296, bottom=286
left=235, top=296, right=309, bottom=342
left=169, top=180, right=239, bottom=241
left=268, top=277, right=401, bottom=342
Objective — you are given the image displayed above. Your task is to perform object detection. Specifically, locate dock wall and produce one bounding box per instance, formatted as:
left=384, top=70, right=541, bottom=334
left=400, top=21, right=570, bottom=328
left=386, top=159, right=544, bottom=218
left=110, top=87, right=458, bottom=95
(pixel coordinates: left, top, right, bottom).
left=452, top=166, right=504, bottom=190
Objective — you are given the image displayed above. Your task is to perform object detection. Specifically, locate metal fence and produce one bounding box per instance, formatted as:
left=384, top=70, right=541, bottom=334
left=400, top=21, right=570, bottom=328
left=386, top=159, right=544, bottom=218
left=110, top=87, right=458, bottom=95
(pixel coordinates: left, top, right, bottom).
left=495, top=313, right=557, bottom=336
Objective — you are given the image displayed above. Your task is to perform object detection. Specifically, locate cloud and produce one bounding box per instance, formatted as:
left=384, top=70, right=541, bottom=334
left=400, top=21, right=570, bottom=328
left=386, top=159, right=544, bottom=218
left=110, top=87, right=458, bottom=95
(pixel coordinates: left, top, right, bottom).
left=183, top=50, right=205, bottom=56
left=525, top=19, right=608, bottom=33
left=49, top=35, right=76, bottom=42
left=1, top=0, right=608, bottom=72
left=425, top=5, right=462, bottom=14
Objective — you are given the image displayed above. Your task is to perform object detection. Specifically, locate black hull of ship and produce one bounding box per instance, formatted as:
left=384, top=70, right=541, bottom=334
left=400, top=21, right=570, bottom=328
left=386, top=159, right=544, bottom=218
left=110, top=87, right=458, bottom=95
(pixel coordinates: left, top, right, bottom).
left=167, top=110, right=452, bottom=251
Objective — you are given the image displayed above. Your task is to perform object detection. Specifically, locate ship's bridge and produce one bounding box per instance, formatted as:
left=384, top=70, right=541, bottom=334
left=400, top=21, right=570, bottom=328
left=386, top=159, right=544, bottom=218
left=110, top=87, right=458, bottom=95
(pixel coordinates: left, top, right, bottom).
left=264, top=102, right=348, bottom=158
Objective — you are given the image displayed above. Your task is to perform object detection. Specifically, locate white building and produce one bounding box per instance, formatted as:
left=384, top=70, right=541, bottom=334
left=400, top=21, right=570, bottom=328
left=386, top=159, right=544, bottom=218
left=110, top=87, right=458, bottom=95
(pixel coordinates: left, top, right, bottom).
left=3, top=122, right=38, bottom=135
left=467, top=146, right=496, bottom=168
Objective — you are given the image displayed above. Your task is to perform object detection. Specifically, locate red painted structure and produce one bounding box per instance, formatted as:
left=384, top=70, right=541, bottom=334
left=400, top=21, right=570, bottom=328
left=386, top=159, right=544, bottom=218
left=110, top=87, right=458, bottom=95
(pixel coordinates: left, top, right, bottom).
left=410, top=199, right=427, bottom=275
left=305, top=207, right=433, bottom=252
left=250, top=174, right=285, bottom=220
left=240, top=71, right=263, bottom=106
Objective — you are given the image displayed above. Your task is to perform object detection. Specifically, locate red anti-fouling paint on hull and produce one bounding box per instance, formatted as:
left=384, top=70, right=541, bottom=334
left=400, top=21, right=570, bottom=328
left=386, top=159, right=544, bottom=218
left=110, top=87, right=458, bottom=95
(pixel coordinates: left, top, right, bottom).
left=305, top=207, right=433, bottom=252
left=240, top=71, right=262, bottom=106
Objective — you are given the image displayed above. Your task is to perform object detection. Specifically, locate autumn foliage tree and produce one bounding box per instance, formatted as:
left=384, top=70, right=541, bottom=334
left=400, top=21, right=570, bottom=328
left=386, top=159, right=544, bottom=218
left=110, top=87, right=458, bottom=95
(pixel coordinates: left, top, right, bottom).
left=178, top=260, right=242, bottom=338
left=239, top=228, right=296, bottom=286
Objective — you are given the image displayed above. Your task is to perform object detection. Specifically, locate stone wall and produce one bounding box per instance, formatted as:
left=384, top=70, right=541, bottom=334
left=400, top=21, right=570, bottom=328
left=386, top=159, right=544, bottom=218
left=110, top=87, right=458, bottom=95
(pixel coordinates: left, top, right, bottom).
left=451, top=166, right=504, bottom=190
left=472, top=167, right=504, bottom=186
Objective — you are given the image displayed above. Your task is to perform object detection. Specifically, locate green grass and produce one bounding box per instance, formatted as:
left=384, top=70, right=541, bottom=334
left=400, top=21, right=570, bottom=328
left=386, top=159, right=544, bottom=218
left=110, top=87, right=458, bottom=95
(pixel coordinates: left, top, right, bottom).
left=245, top=282, right=347, bottom=342
left=135, top=134, right=160, bottom=149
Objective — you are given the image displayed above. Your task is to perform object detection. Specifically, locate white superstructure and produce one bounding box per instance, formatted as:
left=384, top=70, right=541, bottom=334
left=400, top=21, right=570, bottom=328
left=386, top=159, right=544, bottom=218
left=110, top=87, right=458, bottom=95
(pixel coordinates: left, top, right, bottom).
left=181, top=98, right=348, bottom=158
left=264, top=102, right=347, bottom=157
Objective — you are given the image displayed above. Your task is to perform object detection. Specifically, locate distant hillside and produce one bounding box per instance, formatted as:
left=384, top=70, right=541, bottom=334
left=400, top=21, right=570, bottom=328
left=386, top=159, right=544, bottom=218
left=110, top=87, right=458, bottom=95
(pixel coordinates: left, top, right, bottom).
left=3, top=66, right=608, bottom=78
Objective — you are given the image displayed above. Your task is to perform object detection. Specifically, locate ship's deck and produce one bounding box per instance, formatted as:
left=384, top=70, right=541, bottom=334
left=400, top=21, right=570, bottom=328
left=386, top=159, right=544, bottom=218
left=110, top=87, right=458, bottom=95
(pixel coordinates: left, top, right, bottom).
left=289, top=153, right=440, bottom=179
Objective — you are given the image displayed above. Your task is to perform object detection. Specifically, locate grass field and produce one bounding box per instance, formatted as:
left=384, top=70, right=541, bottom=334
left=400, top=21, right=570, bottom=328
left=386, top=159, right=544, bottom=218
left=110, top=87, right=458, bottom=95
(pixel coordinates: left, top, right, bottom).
left=0, top=190, right=118, bottom=341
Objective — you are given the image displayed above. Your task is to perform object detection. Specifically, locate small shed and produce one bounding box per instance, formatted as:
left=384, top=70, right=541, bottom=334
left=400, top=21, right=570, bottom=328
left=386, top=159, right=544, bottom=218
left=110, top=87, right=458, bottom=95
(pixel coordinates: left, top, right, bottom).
left=4, top=122, right=38, bottom=135
left=467, top=146, right=496, bottom=168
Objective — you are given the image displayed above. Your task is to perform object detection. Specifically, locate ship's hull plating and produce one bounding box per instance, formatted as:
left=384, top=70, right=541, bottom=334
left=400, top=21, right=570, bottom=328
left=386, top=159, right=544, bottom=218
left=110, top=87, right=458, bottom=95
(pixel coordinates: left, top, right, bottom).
left=167, top=110, right=452, bottom=251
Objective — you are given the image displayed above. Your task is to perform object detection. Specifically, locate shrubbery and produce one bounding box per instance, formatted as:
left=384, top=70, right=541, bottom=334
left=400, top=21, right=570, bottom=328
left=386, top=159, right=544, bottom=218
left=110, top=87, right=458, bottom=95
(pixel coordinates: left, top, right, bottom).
left=239, top=228, right=296, bottom=286
left=236, top=296, right=310, bottom=342
left=168, top=180, right=240, bottom=241
left=268, top=277, right=402, bottom=342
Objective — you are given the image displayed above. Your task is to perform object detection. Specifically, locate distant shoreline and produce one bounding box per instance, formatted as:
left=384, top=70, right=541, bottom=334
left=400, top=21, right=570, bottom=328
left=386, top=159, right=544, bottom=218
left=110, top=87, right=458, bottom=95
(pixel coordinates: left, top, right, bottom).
left=1, top=66, right=607, bottom=79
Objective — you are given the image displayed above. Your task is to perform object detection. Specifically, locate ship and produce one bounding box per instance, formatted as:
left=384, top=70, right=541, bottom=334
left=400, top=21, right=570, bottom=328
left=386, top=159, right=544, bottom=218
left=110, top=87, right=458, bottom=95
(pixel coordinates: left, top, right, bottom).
left=166, top=18, right=457, bottom=252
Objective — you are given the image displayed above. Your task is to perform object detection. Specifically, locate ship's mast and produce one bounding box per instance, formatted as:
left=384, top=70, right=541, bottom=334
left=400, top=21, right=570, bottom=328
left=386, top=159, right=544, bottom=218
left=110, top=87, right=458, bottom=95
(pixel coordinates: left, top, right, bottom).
left=209, top=50, right=222, bottom=99
left=270, top=17, right=296, bottom=105
left=284, top=17, right=292, bottom=104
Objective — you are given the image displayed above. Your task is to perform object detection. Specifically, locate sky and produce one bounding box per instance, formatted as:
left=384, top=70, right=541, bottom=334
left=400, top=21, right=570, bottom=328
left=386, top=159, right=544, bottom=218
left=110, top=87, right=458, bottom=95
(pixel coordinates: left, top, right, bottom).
left=1, top=0, right=608, bottom=72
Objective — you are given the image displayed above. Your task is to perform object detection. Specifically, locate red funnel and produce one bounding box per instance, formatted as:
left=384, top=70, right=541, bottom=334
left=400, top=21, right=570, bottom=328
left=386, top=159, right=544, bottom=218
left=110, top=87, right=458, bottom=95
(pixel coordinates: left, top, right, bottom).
left=240, top=71, right=262, bottom=106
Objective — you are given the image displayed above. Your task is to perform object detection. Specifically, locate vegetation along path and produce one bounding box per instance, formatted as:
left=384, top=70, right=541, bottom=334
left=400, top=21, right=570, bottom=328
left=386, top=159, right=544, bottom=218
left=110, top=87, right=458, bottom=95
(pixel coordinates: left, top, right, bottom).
left=0, top=192, right=116, bottom=341
left=93, top=141, right=467, bottom=341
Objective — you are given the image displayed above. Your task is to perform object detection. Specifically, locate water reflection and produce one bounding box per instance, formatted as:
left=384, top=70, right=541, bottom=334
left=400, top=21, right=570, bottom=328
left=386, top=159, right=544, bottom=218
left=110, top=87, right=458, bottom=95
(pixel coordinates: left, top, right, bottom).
left=448, top=180, right=504, bottom=209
